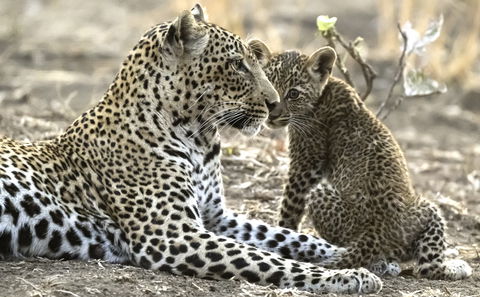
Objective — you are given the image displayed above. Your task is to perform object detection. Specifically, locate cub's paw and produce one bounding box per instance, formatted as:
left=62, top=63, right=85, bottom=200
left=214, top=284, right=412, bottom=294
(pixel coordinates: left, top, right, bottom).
left=440, top=259, right=472, bottom=280
left=386, top=261, right=401, bottom=276
left=415, top=259, right=472, bottom=280
left=369, top=259, right=401, bottom=277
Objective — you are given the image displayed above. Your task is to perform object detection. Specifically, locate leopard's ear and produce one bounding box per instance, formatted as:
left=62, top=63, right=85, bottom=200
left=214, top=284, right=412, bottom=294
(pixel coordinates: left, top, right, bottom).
left=191, top=3, right=208, bottom=23
left=164, top=9, right=209, bottom=57
left=305, top=46, right=336, bottom=83
left=247, top=39, right=272, bottom=67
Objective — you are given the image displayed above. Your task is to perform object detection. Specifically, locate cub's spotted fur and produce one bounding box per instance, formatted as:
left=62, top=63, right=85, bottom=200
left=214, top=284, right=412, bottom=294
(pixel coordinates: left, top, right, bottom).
left=263, top=45, right=472, bottom=280
left=0, top=6, right=382, bottom=294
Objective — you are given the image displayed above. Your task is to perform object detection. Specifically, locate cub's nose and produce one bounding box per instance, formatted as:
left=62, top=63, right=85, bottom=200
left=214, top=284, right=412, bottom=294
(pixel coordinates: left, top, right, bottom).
left=266, top=101, right=283, bottom=119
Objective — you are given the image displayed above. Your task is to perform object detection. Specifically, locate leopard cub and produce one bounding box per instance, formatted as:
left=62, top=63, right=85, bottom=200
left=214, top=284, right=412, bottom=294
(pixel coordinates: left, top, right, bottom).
left=256, top=42, right=472, bottom=280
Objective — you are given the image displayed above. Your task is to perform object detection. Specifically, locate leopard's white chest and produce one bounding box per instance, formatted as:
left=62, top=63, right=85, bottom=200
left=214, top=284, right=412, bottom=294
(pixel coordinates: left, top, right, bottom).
left=189, top=149, right=224, bottom=228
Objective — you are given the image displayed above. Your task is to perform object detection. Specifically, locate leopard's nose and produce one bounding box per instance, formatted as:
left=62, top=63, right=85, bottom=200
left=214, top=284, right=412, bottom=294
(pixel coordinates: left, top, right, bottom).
left=262, top=79, right=280, bottom=105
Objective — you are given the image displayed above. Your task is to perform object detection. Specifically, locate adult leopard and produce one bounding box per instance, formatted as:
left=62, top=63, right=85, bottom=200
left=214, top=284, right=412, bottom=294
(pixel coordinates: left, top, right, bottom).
left=261, top=44, right=472, bottom=280
left=0, top=5, right=382, bottom=294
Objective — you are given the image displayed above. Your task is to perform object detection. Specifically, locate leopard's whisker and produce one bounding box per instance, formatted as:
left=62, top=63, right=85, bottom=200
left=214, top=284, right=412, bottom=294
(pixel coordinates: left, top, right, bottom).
left=189, top=107, right=240, bottom=138
left=185, top=84, right=214, bottom=112
left=216, top=110, right=244, bottom=134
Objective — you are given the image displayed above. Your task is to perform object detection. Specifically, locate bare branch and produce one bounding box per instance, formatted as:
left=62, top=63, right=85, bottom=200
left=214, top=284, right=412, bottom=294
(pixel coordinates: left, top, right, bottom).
left=321, top=30, right=356, bottom=89
left=376, top=23, right=408, bottom=119
left=320, top=29, right=377, bottom=100
left=378, top=95, right=404, bottom=120
left=332, top=32, right=377, bottom=101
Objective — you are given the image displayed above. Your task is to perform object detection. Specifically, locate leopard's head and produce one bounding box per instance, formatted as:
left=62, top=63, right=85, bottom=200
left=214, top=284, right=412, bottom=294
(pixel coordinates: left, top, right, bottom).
left=121, top=4, right=279, bottom=137
left=260, top=47, right=336, bottom=129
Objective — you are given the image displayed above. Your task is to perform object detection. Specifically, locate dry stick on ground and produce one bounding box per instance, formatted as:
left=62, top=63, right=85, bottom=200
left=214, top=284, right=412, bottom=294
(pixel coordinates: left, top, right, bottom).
left=376, top=23, right=409, bottom=120
left=321, top=29, right=377, bottom=100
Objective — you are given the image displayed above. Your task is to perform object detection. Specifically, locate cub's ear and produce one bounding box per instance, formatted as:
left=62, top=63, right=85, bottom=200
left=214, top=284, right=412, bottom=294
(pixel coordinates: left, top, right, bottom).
left=247, top=39, right=272, bottom=67
left=305, top=46, right=336, bottom=82
left=191, top=3, right=208, bottom=23
left=164, top=9, right=209, bottom=57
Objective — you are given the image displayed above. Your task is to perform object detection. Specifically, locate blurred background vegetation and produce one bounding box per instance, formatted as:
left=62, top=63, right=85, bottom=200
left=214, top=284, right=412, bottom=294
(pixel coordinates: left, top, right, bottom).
left=1, top=0, right=479, bottom=141
left=0, top=0, right=480, bottom=147
left=0, top=0, right=478, bottom=145
left=1, top=0, right=478, bottom=83
left=0, top=0, right=480, bottom=114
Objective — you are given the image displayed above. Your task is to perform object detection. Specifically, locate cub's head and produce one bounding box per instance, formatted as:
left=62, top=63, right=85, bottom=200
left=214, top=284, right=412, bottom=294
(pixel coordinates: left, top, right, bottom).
left=257, top=46, right=336, bottom=129
left=124, top=4, right=279, bottom=136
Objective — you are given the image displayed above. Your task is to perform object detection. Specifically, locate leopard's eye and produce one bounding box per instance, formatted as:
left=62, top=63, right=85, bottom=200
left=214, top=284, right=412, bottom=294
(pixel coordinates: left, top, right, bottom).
left=286, top=89, right=300, bottom=100
left=230, top=58, right=248, bottom=73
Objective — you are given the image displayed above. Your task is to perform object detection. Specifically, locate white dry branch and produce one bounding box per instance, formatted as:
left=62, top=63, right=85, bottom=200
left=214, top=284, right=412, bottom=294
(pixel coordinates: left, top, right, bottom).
left=317, top=14, right=448, bottom=120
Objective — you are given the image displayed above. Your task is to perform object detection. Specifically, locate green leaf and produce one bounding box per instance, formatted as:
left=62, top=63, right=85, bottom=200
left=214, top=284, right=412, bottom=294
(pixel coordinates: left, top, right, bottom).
left=316, top=15, right=337, bottom=32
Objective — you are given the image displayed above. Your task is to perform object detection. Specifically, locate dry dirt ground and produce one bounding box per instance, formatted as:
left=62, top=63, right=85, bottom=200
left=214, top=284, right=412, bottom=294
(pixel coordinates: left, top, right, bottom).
left=1, top=1, right=480, bottom=297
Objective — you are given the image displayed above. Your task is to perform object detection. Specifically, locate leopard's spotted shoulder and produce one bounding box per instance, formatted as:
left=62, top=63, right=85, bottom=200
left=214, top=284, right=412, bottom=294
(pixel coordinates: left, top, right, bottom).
left=265, top=47, right=472, bottom=280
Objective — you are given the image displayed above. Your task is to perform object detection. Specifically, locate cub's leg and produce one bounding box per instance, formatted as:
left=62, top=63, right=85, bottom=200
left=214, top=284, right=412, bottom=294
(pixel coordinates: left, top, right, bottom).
left=318, top=229, right=384, bottom=269
left=307, top=183, right=401, bottom=275
left=369, top=259, right=401, bottom=277
left=313, top=228, right=402, bottom=277
left=278, top=167, right=323, bottom=230
left=413, top=202, right=472, bottom=280
left=307, top=182, right=357, bottom=244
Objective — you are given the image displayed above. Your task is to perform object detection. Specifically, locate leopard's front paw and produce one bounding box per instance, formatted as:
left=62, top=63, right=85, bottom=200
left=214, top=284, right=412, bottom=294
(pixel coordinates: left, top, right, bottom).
left=323, top=268, right=383, bottom=294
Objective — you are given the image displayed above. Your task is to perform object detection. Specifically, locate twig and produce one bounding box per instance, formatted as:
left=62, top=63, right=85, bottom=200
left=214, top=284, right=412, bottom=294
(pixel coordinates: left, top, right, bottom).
left=54, top=289, right=81, bottom=297
left=222, top=156, right=269, bottom=169
left=321, top=30, right=356, bottom=89
left=17, top=277, right=42, bottom=291
left=321, top=29, right=377, bottom=100
left=376, top=23, right=408, bottom=119
left=378, top=95, right=405, bottom=120
left=332, top=33, right=377, bottom=100
left=191, top=282, right=205, bottom=292
left=380, top=93, right=440, bottom=120
left=443, top=286, right=452, bottom=296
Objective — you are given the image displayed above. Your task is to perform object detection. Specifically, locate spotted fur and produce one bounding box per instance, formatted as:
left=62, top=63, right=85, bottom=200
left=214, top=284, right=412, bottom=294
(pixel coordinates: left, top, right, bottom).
left=263, top=46, right=472, bottom=280
left=0, top=6, right=382, bottom=294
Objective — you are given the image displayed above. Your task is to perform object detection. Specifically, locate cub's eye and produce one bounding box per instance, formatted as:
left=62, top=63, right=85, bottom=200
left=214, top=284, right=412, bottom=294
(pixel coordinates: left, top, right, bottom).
left=286, top=89, right=300, bottom=100
left=230, top=59, right=248, bottom=73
